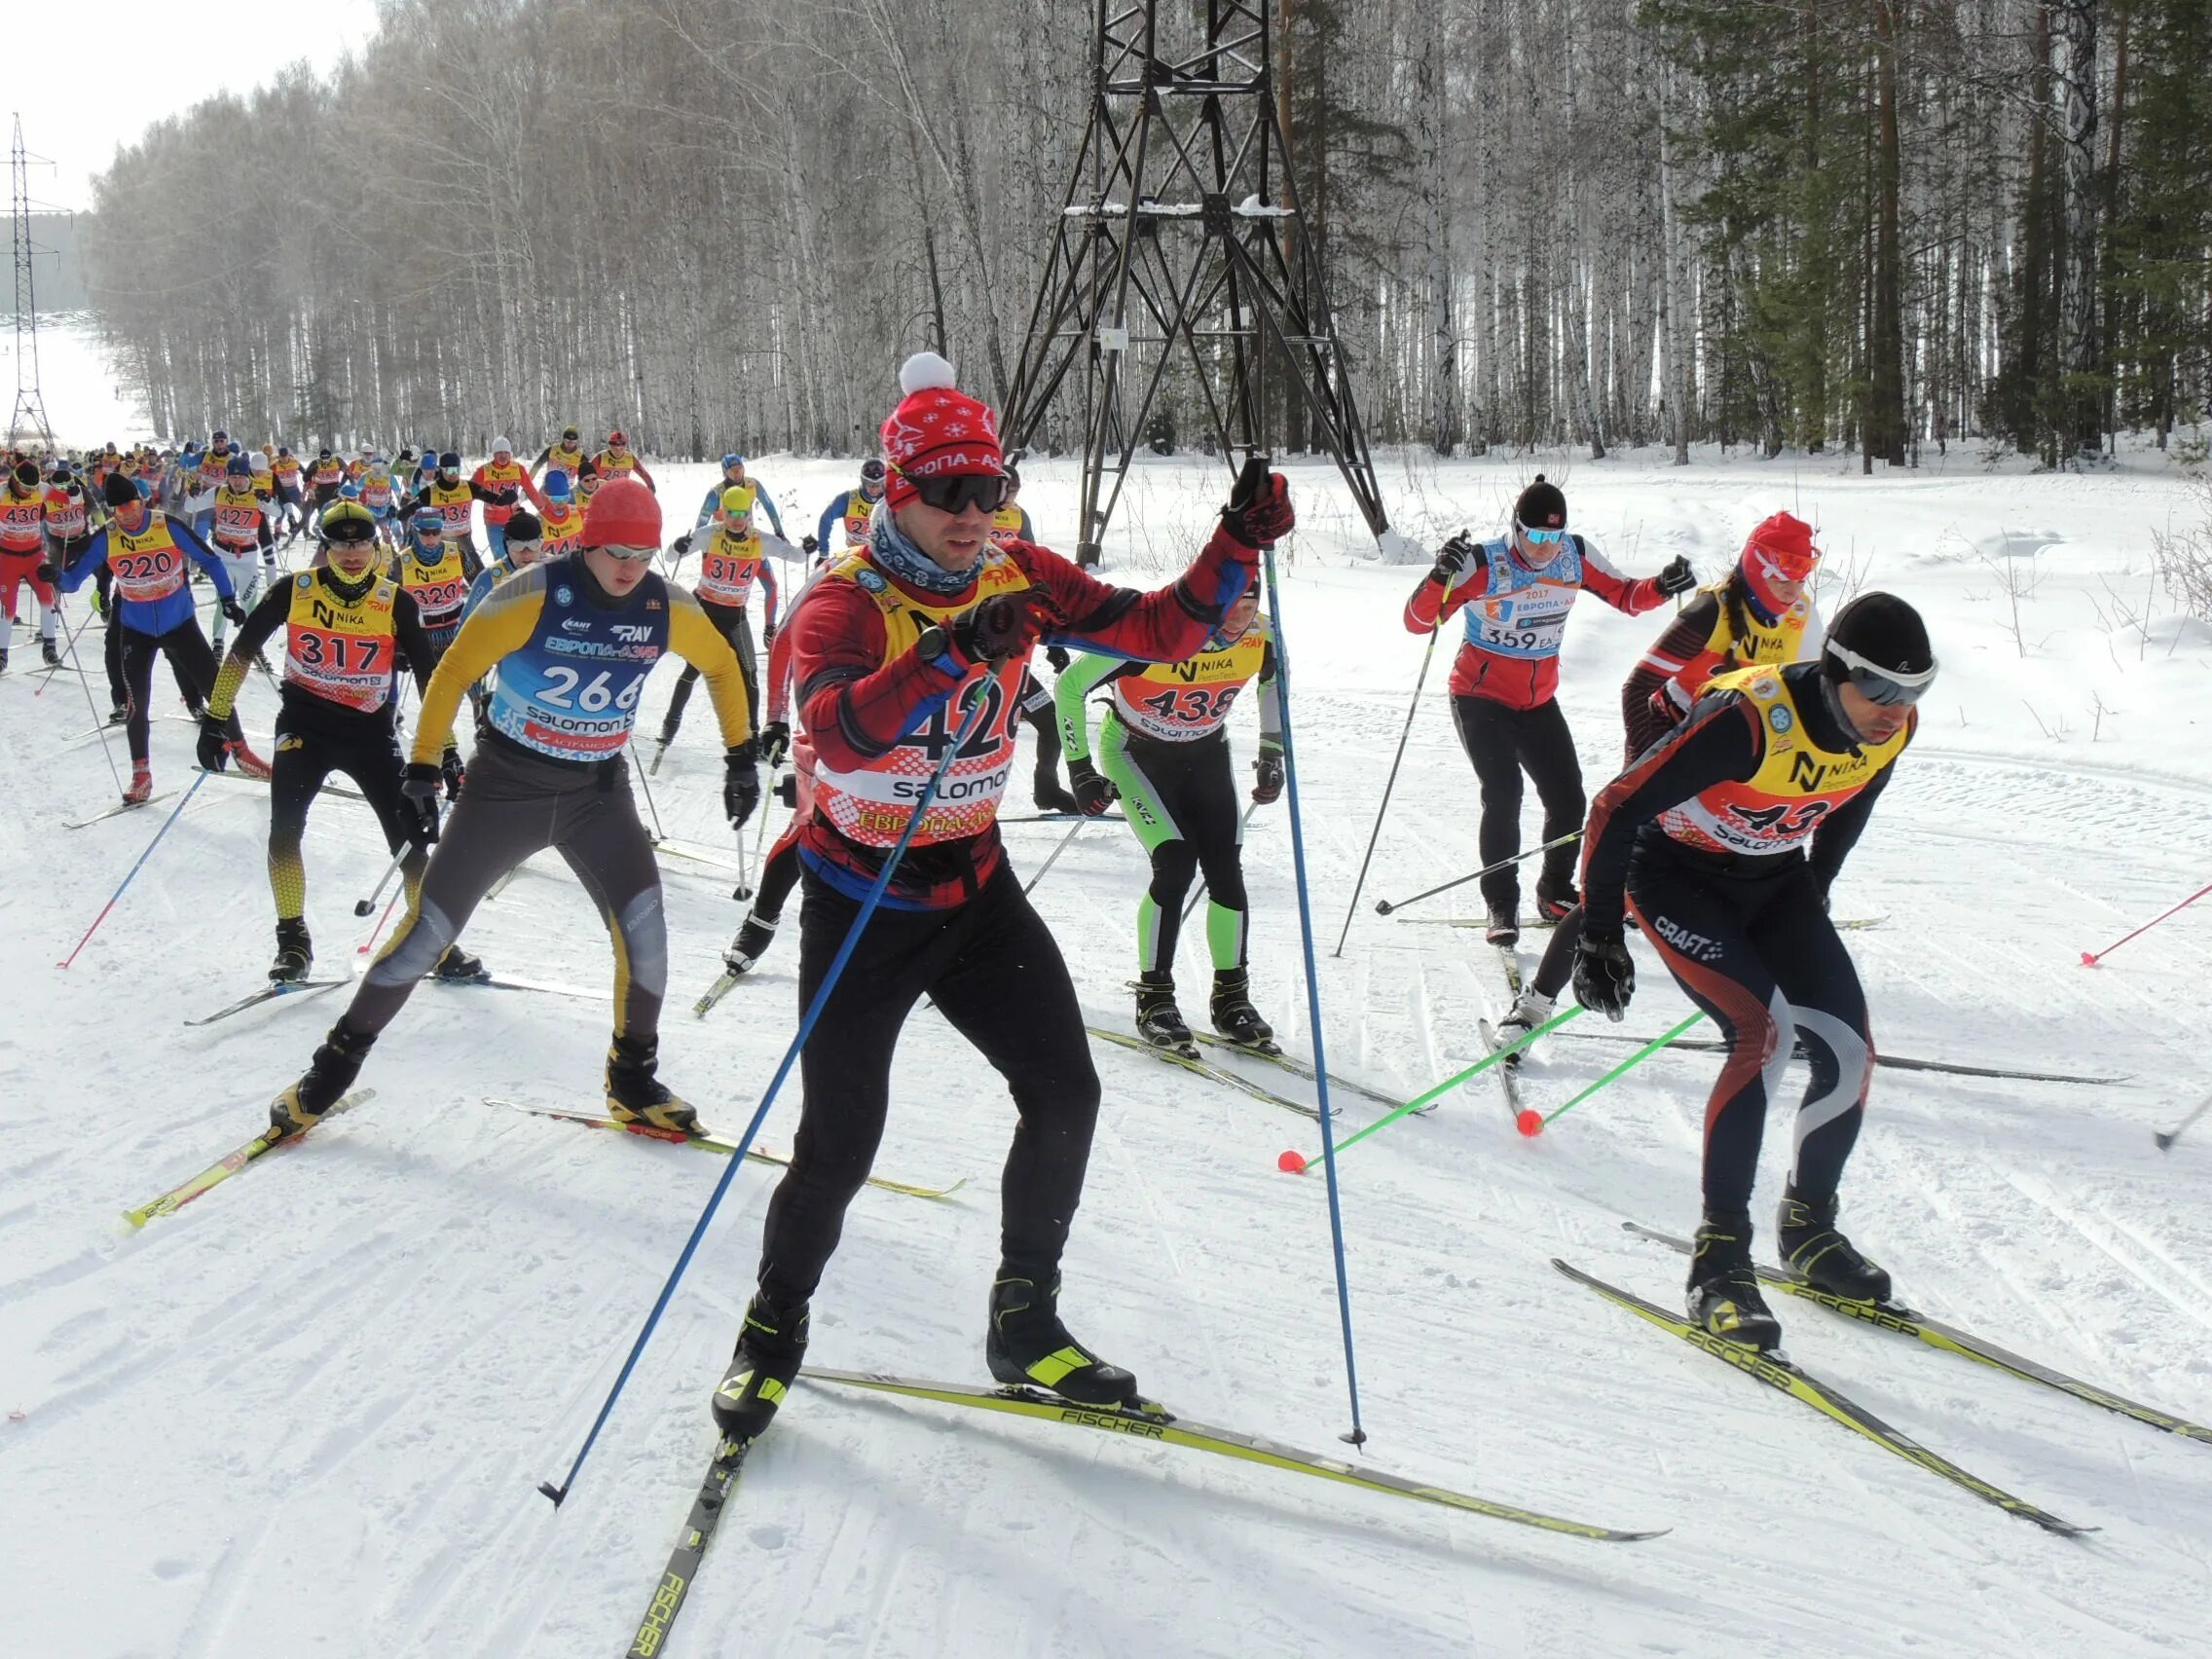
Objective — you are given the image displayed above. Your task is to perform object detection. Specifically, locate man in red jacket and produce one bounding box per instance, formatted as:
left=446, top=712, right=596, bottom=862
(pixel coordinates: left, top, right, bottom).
left=1404, top=476, right=1692, bottom=944
left=711, top=352, right=1282, bottom=1443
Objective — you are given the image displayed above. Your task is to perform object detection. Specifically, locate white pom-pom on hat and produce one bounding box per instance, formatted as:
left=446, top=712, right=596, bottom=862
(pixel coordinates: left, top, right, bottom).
left=899, top=351, right=958, bottom=395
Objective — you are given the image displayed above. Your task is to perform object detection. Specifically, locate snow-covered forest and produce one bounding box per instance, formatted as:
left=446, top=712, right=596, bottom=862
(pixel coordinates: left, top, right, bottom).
left=79, top=0, right=2211, bottom=466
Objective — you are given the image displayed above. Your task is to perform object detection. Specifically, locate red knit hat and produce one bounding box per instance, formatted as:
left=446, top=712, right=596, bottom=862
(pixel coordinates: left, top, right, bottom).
left=581, top=475, right=660, bottom=548
left=879, top=352, right=1003, bottom=508
left=1740, top=510, right=1819, bottom=614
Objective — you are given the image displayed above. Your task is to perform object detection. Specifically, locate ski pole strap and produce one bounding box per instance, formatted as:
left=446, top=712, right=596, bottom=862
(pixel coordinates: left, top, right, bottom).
left=1540, top=1011, right=1706, bottom=1129
left=1374, top=830, right=1582, bottom=916
left=1288, top=1005, right=1585, bottom=1168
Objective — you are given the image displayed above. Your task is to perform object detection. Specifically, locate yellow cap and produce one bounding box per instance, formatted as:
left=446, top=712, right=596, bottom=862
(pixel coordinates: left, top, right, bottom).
left=719, top=484, right=756, bottom=519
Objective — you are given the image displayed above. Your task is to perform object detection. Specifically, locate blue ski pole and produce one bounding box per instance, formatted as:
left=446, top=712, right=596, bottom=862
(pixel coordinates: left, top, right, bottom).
left=57, top=771, right=210, bottom=969
left=1258, top=502, right=1368, bottom=1446
left=539, top=682, right=994, bottom=1506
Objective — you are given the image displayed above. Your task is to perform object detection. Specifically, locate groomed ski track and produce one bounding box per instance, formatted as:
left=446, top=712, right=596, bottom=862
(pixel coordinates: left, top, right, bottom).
left=4, top=450, right=2210, bottom=1655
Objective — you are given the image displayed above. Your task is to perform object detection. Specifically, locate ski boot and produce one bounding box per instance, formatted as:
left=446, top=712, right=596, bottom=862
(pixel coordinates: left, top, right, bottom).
left=1485, top=901, right=1519, bottom=947
left=41, top=635, right=61, bottom=667
left=1684, top=1211, right=1783, bottom=1349
left=1032, top=767, right=1079, bottom=815
left=431, top=943, right=487, bottom=982
left=722, top=909, right=778, bottom=977
left=270, top=1020, right=376, bottom=1138
left=985, top=1272, right=1144, bottom=1409
left=232, top=742, right=273, bottom=781
left=0, top=645, right=10, bottom=675
left=1776, top=1189, right=1892, bottom=1304
left=108, top=701, right=129, bottom=726
left=606, top=1032, right=698, bottom=1132
left=1134, top=971, right=1195, bottom=1055
left=710, top=1293, right=809, bottom=1441
left=1533, top=874, right=1579, bottom=923
left=269, top=919, right=313, bottom=984
left=1209, top=969, right=1276, bottom=1051
left=123, top=762, right=153, bottom=805
left=1493, top=988, right=1554, bottom=1067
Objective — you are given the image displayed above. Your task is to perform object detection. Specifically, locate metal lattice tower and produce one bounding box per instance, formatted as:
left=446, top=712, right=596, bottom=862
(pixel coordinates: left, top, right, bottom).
left=1003, top=1, right=1389, bottom=567
left=9, top=114, right=55, bottom=452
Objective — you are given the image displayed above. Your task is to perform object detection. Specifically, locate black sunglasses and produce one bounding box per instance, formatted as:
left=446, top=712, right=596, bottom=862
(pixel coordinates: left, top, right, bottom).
left=908, top=472, right=1011, bottom=515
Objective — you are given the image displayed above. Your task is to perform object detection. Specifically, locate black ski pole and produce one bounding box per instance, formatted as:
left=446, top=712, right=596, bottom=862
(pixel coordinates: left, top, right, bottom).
left=628, top=739, right=668, bottom=841
left=353, top=846, right=406, bottom=917
left=1332, top=625, right=1438, bottom=956
left=1374, top=830, right=1581, bottom=916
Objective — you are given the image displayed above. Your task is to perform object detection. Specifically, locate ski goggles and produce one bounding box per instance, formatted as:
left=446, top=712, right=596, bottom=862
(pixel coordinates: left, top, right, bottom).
left=1825, top=637, right=1937, bottom=707
left=1515, top=520, right=1567, bottom=546
left=1749, top=541, right=1819, bottom=585
left=904, top=469, right=1012, bottom=515
left=597, top=542, right=659, bottom=564
left=505, top=536, right=542, bottom=557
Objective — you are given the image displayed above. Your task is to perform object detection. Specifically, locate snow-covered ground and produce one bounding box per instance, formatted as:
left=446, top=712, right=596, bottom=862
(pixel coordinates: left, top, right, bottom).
left=5, top=443, right=2211, bottom=1657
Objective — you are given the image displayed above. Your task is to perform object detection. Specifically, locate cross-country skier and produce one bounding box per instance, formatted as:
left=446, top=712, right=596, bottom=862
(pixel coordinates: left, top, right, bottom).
left=654, top=483, right=781, bottom=763
left=260, top=476, right=758, bottom=1139
left=462, top=507, right=545, bottom=620
left=535, top=471, right=587, bottom=556
left=0, top=460, right=59, bottom=670
left=530, top=424, right=587, bottom=485
left=1498, top=512, right=1825, bottom=1054
left=682, top=455, right=783, bottom=546
left=708, top=351, right=1275, bottom=1443
left=1571, top=590, right=1934, bottom=1348
left=198, top=499, right=479, bottom=984
left=814, top=457, right=885, bottom=557
left=270, top=446, right=307, bottom=536
left=45, top=471, right=267, bottom=800
left=401, top=452, right=482, bottom=561
left=590, top=429, right=654, bottom=492
left=391, top=503, right=481, bottom=798
left=471, top=438, right=540, bottom=561
left=40, top=461, right=109, bottom=696
left=307, top=447, right=346, bottom=514
left=207, top=455, right=277, bottom=654
left=1054, top=582, right=1282, bottom=1050
left=1403, top=476, right=1694, bottom=944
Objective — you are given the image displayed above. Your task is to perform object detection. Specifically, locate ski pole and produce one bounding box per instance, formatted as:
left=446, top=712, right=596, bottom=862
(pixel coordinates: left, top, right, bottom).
left=1332, top=626, right=1437, bottom=956
left=52, top=597, right=127, bottom=798
left=358, top=884, right=404, bottom=958
left=2156, top=1093, right=2212, bottom=1153
left=1278, top=1005, right=1585, bottom=1171
left=1179, top=802, right=1261, bottom=929
left=1022, top=813, right=1091, bottom=897
left=56, top=771, right=210, bottom=970
left=629, top=739, right=668, bottom=841
left=1530, top=1011, right=1706, bottom=1136
left=353, top=846, right=406, bottom=917
left=31, top=601, right=97, bottom=697
left=1260, top=531, right=1369, bottom=1447
left=540, top=682, right=994, bottom=1508
left=1374, top=832, right=1582, bottom=917
left=2081, top=878, right=2212, bottom=967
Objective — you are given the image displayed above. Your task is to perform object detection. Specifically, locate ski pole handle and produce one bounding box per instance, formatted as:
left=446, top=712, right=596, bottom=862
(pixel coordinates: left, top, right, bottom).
left=353, top=846, right=406, bottom=917
left=1374, top=830, right=1582, bottom=916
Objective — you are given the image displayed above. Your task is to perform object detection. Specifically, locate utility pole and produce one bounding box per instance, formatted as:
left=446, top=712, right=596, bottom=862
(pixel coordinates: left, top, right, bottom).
left=8, top=112, right=55, bottom=451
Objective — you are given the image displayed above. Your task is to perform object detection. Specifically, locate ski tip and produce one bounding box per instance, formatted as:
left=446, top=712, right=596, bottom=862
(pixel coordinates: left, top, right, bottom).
left=536, top=1480, right=567, bottom=1508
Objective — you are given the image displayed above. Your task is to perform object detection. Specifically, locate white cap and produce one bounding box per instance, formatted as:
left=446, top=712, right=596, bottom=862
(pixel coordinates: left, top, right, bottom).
left=492, top=435, right=512, bottom=453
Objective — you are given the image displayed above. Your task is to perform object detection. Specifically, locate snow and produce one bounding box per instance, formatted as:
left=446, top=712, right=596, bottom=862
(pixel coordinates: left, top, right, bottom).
left=6, top=441, right=2212, bottom=1656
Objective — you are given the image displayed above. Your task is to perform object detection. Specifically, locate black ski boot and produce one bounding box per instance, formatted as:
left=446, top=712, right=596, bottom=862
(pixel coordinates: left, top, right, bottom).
left=41, top=635, right=61, bottom=667
left=431, top=942, right=487, bottom=981
left=710, top=1293, right=809, bottom=1441
left=1685, top=1211, right=1783, bottom=1349
left=268, top=918, right=313, bottom=984
left=108, top=700, right=129, bottom=725
left=985, top=1272, right=1143, bottom=1409
left=1033, top=769, right=1079, bottom=814
left=606, top=1032, right=698, bottom=1132
left=1209, top=969, right=1276, bottom=1050
left=1533, top=874, right=1579, bottom=922
left=270, top=1020, right=376, bottom=1137
left=0, top=646, right=10, bottom=676
left=1485, top=901, right=1519, bottom=947
left=1133, top=971, right=1194, bottom=1054
left=722, top=910, right=778, bottom=976
left=1776, top=1189, right=1892, bottom=1304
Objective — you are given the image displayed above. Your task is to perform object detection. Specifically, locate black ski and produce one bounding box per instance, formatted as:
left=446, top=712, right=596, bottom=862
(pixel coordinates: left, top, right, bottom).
left=184, top=977, right=350, bottom=1026
left=1086, top=1024, right=1327, bottom=1120
left=1621, top=1222, right=2212, bottom=1447
left=67, top=793, right=175, bottom=830
left=625, top=1434, right=751, bottom=1658
left=1553, top=1259, right=2091, bottom=1535
left=1551, top=1030, right=2127, bottom=1087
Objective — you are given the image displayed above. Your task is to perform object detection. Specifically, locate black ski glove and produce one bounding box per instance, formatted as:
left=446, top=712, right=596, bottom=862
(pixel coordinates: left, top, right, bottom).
left=195, top=713, right=233, bottom=773
left=929, top=592, right=1052, bottom=675
left=220, top=596, right=248, bottom=625
left=1220, top=456, right=1294, bottom=549
left=35, top=560, right=58, bottom=584
left=401, top=761, right=444, bottom=846
left=1251, top=744, right=1285, bottom=806
left=723, top=741, right=760, bottom=828
left=440, top=746, right=465, bottom=802
left=759, top=720, right=791, bottom=767
left=671, top=532, right=692, bottom=559
left=801, top=534, right=819, bottom=555
left=1572, top=923, right=1636, bottom=1021
left=1069, top=756, right=1118, bottom=817
left=1426, top=534, right=1476, bottom=588
left=1655, top=555, right=1696, bottom=597
left=1046, top=645, right=1071, bottom=674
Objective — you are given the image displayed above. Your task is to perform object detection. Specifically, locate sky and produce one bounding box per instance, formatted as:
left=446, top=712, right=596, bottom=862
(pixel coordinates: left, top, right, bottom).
left=10, top=1, right=383, bottom=214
